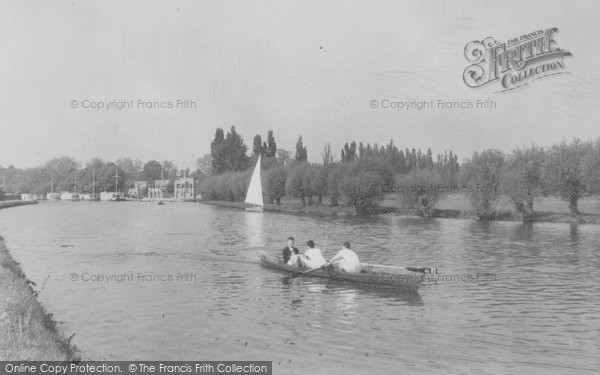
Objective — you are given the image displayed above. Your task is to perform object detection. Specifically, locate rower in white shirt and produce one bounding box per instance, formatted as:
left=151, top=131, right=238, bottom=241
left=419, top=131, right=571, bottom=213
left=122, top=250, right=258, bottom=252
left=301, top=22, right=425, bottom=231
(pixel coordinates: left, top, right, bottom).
left=328, top=241, right=360, bottom=273
left=300, top=240, right=327, bottom=268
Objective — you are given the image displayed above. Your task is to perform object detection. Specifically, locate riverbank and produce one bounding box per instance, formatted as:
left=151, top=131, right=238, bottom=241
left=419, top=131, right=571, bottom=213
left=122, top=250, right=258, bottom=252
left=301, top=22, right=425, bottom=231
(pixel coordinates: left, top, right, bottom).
left=202, top=195, right=600, bottom=224
left=202, top=200, right=358, bottom=217
left=0, top=236, right=78, bottom=360
left=0, top=200, right=38, bottom=210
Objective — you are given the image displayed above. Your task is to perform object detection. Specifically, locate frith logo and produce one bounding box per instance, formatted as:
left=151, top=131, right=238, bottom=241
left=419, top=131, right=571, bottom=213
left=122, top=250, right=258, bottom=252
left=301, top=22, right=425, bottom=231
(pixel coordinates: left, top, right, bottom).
left=463, top=28, right=572, bottom=91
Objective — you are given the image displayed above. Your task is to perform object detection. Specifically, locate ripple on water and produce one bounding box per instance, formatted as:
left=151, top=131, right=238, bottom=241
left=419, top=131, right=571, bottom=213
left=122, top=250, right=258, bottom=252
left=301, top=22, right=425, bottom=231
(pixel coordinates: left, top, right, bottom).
left=0, top=202, right=599, bottom=373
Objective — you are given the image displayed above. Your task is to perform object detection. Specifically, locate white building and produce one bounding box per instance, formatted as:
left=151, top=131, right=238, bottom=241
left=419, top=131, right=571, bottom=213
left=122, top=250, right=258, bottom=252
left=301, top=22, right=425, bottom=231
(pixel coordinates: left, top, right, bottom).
left=174, top=178, right=194, bottom=200
left=147, top=187, right=163, bottom=200
left=60, top=191, right=79, bottom=200
left=132, top=181, right=147, bottom=198
left=100, top=191, right=124, bottom=201
left=46, top=192, right=60, bottom=200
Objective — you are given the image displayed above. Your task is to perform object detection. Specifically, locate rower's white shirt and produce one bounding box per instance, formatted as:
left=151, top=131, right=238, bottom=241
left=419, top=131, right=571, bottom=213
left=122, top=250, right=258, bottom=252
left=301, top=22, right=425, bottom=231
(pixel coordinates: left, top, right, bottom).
left=303, top=248, right=327, bottom=268
left=332, top=248, right=360, bottom=273
left=287, top=253, right=301, bottom=266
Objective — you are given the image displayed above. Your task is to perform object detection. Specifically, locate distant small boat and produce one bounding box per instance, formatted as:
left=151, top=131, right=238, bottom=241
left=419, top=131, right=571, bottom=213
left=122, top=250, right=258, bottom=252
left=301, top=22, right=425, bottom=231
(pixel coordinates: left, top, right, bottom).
left=244, top=155, right=263, bottom=212
left=158, top=201, right=164, bottom=205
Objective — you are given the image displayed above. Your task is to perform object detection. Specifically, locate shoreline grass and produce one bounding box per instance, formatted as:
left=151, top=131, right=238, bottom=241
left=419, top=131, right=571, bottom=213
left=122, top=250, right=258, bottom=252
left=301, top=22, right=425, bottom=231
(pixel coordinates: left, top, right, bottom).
left=0, top=200, right=38, bottom=210
left=0, top=235, right=78, bottom=360
left=202, top=195, right=600, bottom=224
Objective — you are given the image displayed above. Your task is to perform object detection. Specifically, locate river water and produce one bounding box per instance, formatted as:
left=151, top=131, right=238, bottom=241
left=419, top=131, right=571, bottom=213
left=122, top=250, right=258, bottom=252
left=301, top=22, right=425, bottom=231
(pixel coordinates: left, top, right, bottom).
left=0, top=201, right=598, bottom=374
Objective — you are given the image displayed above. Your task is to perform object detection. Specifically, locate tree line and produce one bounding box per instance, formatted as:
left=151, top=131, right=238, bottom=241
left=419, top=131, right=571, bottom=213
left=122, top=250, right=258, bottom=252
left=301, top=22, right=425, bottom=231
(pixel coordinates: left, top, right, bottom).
left=0, top=157, right=203, bottom=196
left=200, top=127, right=600, bottom=218
left=200, top=127, right=463, bottom=215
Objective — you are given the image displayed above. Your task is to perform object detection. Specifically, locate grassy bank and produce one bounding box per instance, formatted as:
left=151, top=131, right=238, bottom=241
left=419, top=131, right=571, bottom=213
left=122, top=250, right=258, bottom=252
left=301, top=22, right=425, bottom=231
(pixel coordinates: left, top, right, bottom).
left=202, top=199, right=357, bottom=217
left=0, top=236, right=78, bottom=360
left=203, top=194, right=600, bottom=224
left=0, top=200, right=38, bottom=210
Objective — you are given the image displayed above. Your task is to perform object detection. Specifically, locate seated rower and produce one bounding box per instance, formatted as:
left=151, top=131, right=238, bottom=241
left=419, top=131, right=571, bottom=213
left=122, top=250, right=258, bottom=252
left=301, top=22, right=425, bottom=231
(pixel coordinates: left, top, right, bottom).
left=301, top=240, right=327, bottom=268
left=327, top=241, right=360, bottom=273
left=281, top=236, right=298, bottom=264
left=288, top=248, right=303, bottom=267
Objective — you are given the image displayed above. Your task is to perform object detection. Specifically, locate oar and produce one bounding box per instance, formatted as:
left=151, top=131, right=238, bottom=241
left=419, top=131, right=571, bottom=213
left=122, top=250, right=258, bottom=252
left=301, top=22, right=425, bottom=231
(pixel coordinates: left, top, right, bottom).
left=301, top=260, right=334, bottom=274
left=361, top=263, right=436, bottom=274
left=302, top=265, right=326, bottom=274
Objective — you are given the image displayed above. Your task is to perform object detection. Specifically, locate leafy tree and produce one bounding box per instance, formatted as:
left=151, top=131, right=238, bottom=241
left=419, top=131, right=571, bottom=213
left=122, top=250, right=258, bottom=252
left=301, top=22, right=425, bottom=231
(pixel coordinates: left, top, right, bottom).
left=582, top=137, right=600, bottom=195
left=463, top=149, right=504, bottom=217
left=161, top=160, right=178, bottom=179
left=338, top=157, right=393, bottom=215
left=141, top=160, right=162, bottom=181
left=396, top=168, right=443, bottom=216
left=116, top=158, right=142, bottom=184
left=210, top=128, right=226, bottom=174
left=90, top=162, right=126, bottom=192
left=224, top=126, right=249, bottom=171
left=310, top=164, right=328, bottom=205
left=295, top=136, right=307, bottom=162
left=285, top=163, right=308, bottom=205
left=326, top=163, right=345, bottom=206
left=322, top=143, right=334, bottom=165
left=252, top=134, right=263, bottom=156
left=341, top=142, right=357, bottom=162
left=276, top=149, right=293, bottom=165
left=210, top=126, right=250, bottom=174
left=266, top=130, right=277, bottom=157
left=501, top=145, right=544, bottom=218
left=542, top=139, right=592, bottom=215
left=45, top=156, right=80, bottom=192
left=302, top=165, right=315, bottom=205
left=264, top=166, right=286, bottom=204
left=195, top=154, right=213, bottom=174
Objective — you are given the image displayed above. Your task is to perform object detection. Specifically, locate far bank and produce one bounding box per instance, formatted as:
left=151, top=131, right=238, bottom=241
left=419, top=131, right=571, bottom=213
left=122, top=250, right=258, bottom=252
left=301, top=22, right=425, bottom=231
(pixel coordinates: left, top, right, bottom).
left=0, top=200, right=38, bottom=210
left=200, top=195, right=600, bottom=225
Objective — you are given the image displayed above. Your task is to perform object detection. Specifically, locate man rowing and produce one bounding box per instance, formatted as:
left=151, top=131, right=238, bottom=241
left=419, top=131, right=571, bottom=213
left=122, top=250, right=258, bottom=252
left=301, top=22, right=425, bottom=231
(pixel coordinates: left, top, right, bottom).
left=281, top=236, right=298, bottom=265
left=300, top=240, right=327, bottom=268
left=327, top=241, right=360, bottom=273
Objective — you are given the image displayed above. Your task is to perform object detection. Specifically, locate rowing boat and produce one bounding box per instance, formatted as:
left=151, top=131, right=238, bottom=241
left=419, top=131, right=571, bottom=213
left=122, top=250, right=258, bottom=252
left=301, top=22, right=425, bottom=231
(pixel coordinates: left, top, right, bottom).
left=259, top=253, right=426, bottom=290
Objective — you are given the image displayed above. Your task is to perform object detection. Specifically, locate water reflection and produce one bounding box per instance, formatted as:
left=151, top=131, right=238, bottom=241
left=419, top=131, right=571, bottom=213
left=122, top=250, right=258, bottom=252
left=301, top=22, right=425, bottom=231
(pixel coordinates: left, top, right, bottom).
left=0, top=202, right=598, bottom=373
left=569, top=223, right=579, bottom=243
left=243, top=211, right=265, bottom=248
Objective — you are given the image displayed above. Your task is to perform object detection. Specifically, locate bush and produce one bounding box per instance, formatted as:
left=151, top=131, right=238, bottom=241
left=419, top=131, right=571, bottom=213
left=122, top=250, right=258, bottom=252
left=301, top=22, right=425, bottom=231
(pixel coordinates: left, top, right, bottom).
left=264, top=166, right=287, bottom=204
left=310, top=164, right=328, bottom=205
left=326, top=164, right=346, bottom=206
left=285, top=163, right=309, bottom=205
left=198, top=170, right=251, bottom=202
left=337, top=157, right=393, bottom=215
left=462, top=149, right=504, bottom=217
left=395, top=168, right=443, bottom=216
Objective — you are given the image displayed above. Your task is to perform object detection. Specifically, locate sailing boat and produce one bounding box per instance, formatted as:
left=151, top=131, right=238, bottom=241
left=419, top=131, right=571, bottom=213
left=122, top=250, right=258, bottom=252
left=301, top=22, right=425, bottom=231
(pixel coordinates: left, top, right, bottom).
left=100, top=165, right=124, bottom=201
left=47, top=172, right=60, bottom=200
left=72, top=169, right=80, bottom=201
left=245, top=154, right=264, bottom=212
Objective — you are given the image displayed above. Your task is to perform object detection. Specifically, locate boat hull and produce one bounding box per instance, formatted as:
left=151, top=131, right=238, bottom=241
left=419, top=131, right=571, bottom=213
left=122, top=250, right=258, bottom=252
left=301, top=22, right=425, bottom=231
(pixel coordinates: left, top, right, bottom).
left=259, top=253, right=423, bottom=290
left=245, top=205, right=264, bottom=213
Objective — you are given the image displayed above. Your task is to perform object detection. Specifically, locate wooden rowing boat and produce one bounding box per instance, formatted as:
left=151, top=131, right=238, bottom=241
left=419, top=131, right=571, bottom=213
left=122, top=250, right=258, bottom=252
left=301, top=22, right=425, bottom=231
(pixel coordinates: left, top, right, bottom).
left=259, top=252, right=425, bottom=290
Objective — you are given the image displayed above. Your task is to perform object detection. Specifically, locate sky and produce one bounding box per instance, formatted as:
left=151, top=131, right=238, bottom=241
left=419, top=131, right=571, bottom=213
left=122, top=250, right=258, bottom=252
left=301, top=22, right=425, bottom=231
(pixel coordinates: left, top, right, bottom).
left=0, top=0, right=599, bottom=171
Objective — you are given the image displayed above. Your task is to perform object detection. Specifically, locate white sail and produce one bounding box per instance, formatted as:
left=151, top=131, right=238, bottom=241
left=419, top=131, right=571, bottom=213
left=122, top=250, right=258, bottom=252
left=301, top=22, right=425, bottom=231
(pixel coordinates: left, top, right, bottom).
left=245, top=155, right=263, bottom=207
